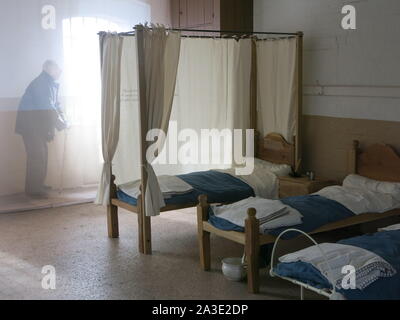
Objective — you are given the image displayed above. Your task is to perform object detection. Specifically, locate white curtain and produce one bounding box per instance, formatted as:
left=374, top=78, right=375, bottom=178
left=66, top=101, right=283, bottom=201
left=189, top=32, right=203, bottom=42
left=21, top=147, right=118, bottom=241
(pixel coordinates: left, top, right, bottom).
left=112, top=37, right=141, bottom=187
left=257, top=38, right=297, bottom=142
left=95, top=33, right=124, bottom=205
left=154, top=38, right=252, bottom=175
left=138, top=26, right=181, bottom=217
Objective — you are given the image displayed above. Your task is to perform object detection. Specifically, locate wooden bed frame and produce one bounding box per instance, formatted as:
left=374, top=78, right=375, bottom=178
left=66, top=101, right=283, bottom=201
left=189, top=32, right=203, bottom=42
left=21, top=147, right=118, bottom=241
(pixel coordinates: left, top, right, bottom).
left=106, top=132, right=296, bottom=254
left=196, top=140, right=400, bottom=294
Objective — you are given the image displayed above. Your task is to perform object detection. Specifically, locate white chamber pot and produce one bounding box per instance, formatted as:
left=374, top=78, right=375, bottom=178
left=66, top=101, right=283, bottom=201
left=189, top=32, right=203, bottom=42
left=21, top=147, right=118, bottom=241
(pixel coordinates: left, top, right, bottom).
left=221, top=257, right=247, bottom=282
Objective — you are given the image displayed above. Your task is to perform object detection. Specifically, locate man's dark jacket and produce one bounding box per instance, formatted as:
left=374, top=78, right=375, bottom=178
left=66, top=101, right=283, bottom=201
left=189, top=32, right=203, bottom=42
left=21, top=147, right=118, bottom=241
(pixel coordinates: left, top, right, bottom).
left=15, top=71, right=62, bottom=141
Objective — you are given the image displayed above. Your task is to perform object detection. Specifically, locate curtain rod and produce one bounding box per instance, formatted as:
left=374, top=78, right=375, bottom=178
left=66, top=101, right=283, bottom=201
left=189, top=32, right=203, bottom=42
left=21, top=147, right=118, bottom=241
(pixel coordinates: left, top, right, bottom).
left=137, top=27, right=300, bottom=36
left=99, top=28, right=302, bottom=37
left=178, top=35, right=296, bottom=40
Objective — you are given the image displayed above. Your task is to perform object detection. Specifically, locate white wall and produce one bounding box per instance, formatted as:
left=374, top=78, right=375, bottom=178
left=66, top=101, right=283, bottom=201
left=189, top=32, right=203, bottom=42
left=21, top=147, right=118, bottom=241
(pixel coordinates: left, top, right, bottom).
left=143, top=0, right=171, bottom=26
left=0, top=0, right=170, bottom=99
left=254, top=0, right=400, bottom=121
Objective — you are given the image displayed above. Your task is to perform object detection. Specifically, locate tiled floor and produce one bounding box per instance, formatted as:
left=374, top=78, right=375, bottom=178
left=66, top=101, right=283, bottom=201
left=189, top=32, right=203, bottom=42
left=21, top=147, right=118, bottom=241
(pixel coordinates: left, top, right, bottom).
left=0, top=187, right=97, bottom=214
left=0, top=203, right=326, bottom=300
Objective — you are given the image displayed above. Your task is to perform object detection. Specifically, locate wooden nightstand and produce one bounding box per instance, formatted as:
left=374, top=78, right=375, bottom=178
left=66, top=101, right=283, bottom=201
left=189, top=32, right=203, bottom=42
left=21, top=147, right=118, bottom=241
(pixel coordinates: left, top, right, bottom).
left=278, top=176, right=337, bottom=198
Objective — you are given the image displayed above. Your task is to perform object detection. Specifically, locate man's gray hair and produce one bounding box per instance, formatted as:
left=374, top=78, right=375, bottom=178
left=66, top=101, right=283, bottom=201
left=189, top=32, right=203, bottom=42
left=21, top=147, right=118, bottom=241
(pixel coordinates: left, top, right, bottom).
left=43, top=60, right=58, bottom=71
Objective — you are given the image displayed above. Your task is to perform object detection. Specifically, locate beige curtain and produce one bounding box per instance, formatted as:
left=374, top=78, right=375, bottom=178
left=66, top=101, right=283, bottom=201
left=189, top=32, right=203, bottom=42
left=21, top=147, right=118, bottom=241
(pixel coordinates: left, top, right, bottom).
left=227, top=38, right=252, bottom=161
left=153, top=38, right=252, bottom=175
left=257, top=37, right=297, bottom=143
left=138, top=25, right=181, bottom=217
left=95, top=33, right=124, bottom=205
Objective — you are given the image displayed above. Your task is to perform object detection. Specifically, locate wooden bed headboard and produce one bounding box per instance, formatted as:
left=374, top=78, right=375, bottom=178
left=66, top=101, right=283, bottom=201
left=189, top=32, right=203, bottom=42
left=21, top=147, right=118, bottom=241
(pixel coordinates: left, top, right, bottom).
left=350, top=140, right=400, bottom=182
left=256, top=132, right=296, bottom=167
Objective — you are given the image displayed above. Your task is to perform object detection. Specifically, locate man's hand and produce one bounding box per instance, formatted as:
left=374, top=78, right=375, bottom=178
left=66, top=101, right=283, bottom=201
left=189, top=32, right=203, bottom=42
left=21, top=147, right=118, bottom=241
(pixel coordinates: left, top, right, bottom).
left=55, top=111, right=69, bottom=131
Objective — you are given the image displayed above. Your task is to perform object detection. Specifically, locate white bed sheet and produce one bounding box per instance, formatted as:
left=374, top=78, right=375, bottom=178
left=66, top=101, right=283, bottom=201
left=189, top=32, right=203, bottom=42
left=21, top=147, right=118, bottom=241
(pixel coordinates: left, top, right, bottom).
left=279, top=243, right=397, bottom=290
left=211, top=196, right=303, bottom=232
left=119, top=175, right=193, bottom=199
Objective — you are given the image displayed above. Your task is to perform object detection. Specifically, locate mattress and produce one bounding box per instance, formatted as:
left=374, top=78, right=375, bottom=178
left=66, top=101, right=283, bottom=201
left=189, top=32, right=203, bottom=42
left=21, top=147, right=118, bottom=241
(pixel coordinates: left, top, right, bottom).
left=117, top=170, right=255, bottom=207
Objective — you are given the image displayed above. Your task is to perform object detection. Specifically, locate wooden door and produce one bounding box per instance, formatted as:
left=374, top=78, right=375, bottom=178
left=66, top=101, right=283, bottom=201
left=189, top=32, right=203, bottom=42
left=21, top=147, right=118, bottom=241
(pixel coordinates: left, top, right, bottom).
left=186, top=0, right=205, bottom=28
left=171, top=0, right=180, bottom=28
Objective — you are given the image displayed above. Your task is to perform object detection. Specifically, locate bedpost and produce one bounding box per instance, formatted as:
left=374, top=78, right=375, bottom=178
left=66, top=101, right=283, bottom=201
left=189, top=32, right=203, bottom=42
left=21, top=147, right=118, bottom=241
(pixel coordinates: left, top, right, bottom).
left=137, top=187, right=152, bottom=255
left=136, top=24, right=152, bottom=255
left=143, top=216, right=152, bottom=255
left=107, top=174, right=119, bottom=238
left=251, top=37, right=259, bottom=161
left=137, top=193, right=144, bottom=254
left=349, top=140, right=360, bottom=175
left=245, top=208, right=260, bottom=294
left=295, top=31, right=303, bottom=173
left=250, top=38, right=258, bottom=133
left=197, top=195, right=211, bottom=271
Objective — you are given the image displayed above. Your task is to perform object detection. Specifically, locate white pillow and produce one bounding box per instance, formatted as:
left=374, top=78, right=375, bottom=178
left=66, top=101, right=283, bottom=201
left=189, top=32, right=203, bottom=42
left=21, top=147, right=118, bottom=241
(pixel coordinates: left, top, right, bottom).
left=253, top=158, right=292, bottom=177
left=343, top=174, right=400, bottom=197
left=378, top=224, right=400, bottom=232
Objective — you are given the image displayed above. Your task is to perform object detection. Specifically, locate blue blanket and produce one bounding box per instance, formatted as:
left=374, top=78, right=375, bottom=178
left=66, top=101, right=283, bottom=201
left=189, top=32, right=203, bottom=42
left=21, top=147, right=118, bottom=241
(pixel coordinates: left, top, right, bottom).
left=208, top=195, right=355, bottom=268
left=275, top=230, right=400, bottom=300
left=209, top=195, right=355, bottom=239
left=117, top=170, right=255, bottom=206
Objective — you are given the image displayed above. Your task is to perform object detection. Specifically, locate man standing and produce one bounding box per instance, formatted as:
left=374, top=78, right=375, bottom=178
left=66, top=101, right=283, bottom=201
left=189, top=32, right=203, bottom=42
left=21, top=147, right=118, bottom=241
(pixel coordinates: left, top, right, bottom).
left=15, top=60, right=68, bottom=197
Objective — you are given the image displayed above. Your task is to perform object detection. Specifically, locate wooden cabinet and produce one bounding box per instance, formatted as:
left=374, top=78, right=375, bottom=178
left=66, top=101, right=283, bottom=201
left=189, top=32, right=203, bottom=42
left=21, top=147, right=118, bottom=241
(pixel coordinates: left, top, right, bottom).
left=171, top=0, right=253, bottom=33
left=186, top=0, right=204, bottom=28
left=278, top=176, right=337, bottom=199
left=171, top=0, right=217, bottom=29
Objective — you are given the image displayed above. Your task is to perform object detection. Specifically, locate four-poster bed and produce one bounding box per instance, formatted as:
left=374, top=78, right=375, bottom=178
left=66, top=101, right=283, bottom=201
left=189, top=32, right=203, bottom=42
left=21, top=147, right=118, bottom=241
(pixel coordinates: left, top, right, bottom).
left=197, top=140, right=400, bottom=294
left=109, top=132, right=296, bottom=250
left=97, top=25, right=304, bottom=255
